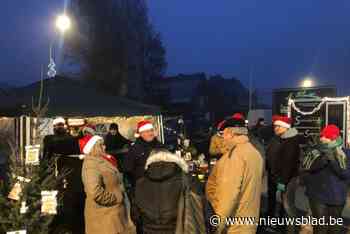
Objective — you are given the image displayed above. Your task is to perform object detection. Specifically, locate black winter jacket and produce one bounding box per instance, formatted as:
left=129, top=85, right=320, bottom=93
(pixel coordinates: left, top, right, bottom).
left=266, top=128, right=304, bottom=184
left=304, top=148, right=350, bottom=205
left=135, top=162, right=183, bottom=234
left=43, top=133, right=80, bottom=160
left=42, top=132, right=84, bottom=230
left=124, top=138, right=164, bottom=186
left=104, top=133, right=131, bottom=154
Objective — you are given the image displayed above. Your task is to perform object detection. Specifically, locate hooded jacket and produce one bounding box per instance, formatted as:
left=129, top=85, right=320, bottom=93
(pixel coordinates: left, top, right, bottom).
left=134, top=151, right=189, bottom=234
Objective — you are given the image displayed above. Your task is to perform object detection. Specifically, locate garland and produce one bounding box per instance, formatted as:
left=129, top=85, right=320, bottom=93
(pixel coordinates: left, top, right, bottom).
left=289, top=99, right=326, bottom=116
left=288, top=97, right=350, bottom=116
left=288, top=96, right=350, bottom=146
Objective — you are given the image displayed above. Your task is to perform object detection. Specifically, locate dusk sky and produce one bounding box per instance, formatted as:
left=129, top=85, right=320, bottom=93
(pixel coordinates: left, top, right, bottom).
left=1, top=1, right=350, bottom=94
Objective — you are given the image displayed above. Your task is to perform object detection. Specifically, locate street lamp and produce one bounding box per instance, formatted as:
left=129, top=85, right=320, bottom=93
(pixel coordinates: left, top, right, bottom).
left=47, top=14, right=72, bottom=78
left=55, top=14, right=71, bottom=33
left=301, top=77, right=314, bottom=88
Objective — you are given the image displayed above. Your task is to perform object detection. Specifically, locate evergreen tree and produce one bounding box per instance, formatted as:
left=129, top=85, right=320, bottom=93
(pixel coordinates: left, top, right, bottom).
left=0, top=143, right=66, bottom=234
left=0, top=80, right=66, bottom=234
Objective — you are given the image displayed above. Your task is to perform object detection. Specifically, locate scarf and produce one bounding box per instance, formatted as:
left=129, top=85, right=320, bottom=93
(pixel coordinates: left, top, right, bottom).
left=102, top=154, right=118, bottom=168
left=303, top=137, right=347, bottom=170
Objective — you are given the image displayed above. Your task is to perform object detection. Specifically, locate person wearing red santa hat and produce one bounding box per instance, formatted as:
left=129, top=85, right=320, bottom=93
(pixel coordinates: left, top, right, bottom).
left=209, top=113, right=244, bottom=158
left=206, top=117, right=263, bottom=234
left=124, top=120, right=164, bottom=232
left=209, top=112, right=265, bottom=159
left=81, top=135, right=136, bottom=234
left=124, top=120, right=164, bottom=186
left=302, top=125, right=350, bottom=234
left=266, top=115, right=305, bottom=229
left=232, top=113, right=245, bottom=120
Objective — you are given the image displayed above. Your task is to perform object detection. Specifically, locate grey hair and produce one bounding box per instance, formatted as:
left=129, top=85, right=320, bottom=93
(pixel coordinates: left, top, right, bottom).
left=226, top=127, right=248, bottom=135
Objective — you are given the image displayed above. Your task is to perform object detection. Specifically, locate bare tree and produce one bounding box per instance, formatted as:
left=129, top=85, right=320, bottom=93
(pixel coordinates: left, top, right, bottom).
left=31, top=68, right=50, bottom=145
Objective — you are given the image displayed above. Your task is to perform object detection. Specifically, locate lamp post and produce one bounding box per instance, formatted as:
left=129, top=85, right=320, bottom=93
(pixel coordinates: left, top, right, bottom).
left=301, top=77, right=314, bottom=88
left=56, top=14, right=71, bottom=33
left=47, top=14, right=71, bottom=78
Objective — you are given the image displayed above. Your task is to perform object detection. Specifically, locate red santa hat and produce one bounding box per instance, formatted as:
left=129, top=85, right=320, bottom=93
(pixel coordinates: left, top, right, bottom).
left=79, top=135, right=103, bottom=154
left=83, top=124, right=96, bottom=135
left=320, top=125, right=340, bottom=141
left=53, top=117, right=65, bottom=126
left=135, top=120, right=154, bottom=138
left=217, top=120, right=226, bottom=132
left=273, top=115, right=292, bottom=129
left=232, top=113, right=245, bottom=120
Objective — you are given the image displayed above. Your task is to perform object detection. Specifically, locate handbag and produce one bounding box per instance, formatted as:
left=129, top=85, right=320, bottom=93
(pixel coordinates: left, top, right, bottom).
left=175, top=174, right=206, bottom=234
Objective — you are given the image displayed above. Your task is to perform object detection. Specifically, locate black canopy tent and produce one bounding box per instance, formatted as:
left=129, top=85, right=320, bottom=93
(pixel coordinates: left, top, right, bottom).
left=0, top=77, right=160, bottom=117
left=0, top=77, right=164, bottom=161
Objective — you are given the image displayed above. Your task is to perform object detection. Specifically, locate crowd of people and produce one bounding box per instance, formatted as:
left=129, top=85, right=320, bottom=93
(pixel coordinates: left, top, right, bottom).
left=37, top=114, right=350, bottom=234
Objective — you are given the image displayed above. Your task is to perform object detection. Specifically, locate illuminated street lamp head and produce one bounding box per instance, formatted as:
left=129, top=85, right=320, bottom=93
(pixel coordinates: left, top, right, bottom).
left=56, top=14, right=71, bottom=33
left=301, top=78, right=314, bottom=88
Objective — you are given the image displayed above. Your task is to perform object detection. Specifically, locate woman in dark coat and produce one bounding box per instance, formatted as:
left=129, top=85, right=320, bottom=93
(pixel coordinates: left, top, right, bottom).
left=134, top=149, right=204, bottom=234
left=303, top=125, right=350, bottom=234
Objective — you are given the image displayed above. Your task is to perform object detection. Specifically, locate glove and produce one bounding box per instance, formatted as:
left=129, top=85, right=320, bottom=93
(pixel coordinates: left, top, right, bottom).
left=276, top=183, right=286, bottom=192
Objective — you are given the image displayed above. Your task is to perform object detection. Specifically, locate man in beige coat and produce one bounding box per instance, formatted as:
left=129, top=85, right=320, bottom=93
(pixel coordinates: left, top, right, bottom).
left=206, top=117, right=264, bottom=234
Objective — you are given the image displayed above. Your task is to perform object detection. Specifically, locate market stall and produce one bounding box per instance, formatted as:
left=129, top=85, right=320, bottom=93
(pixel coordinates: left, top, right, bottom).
left=288, top=96, right=350, bottom=148
left=0, top=78, right=163, bottom=234
left=0, top=77, right=163, bottom=158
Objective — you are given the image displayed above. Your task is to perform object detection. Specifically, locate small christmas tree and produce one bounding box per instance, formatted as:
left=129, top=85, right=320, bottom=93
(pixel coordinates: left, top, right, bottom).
left=0, top=138, right=66, bottom=234
left=0, top=75, right=66, bottom=234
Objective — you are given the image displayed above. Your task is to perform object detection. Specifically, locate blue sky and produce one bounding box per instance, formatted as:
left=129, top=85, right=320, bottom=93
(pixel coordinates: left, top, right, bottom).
left=148, top=0, right=350, bottom=93
left=1, top=1, right=350, bottom=94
